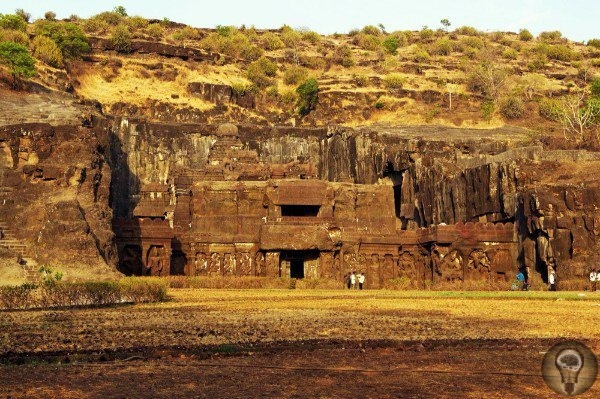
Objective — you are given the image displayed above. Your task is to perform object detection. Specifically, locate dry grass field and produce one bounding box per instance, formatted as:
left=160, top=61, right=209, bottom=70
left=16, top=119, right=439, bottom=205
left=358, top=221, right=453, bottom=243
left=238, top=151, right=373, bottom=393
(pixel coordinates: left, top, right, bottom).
left=1, top=289, right=600, bottom=398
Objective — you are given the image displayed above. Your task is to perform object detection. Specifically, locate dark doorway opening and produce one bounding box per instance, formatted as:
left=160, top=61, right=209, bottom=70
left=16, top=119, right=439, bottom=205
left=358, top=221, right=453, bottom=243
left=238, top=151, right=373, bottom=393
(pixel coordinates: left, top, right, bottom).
left=170, top=250, right=187, bottom=275
left=281, top=250, right=319, bottom=278
left=281, top=205, right=320, bottom=217
left=290, top=258, right=304, bottom=278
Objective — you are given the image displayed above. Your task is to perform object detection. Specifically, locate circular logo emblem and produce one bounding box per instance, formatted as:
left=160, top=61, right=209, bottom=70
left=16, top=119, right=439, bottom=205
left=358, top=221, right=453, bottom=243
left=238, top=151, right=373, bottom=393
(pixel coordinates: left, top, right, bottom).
left=542, top=341, right=598, bottom=396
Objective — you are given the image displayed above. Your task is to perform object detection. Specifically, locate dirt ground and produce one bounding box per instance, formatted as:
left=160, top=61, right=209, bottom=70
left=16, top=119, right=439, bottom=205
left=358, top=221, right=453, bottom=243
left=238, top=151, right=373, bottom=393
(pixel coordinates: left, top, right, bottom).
left=1, top=289, right=600, bottom=398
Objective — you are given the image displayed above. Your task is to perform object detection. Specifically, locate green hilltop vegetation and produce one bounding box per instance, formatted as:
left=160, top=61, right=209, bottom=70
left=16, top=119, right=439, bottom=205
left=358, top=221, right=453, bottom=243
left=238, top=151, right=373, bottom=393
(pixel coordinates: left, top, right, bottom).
left=1, top=6, right=600, bottom=146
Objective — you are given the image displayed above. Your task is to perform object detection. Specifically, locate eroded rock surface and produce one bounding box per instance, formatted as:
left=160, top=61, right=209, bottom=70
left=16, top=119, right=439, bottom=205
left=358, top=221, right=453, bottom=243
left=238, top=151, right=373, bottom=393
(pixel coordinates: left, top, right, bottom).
left=1, top=107, right=599, bottom=287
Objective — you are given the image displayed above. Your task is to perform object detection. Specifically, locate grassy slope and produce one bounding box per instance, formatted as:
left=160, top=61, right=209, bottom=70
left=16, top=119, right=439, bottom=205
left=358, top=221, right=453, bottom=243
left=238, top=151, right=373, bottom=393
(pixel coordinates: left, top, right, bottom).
left=4, top=13, right=595, bottom=133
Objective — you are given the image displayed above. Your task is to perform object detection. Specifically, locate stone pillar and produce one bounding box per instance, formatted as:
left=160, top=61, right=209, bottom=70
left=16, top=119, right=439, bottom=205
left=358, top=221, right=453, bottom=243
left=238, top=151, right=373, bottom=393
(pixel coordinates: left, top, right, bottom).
left=383, top=254, right=395, bottom=284
left=265, top=252, right=280, bottom=277
left=368, top=254, right=380, bottom=289
left=254, top=252, right=265, bottom=276
left=186, top=243, right=196, bottom=276
left=319, top=252, right=334, bottom=279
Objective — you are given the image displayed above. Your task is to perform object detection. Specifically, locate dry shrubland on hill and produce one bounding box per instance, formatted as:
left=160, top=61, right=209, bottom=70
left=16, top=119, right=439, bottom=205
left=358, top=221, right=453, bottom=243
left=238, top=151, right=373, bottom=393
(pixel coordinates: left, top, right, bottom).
left=1, top=8, right=599, bottom=144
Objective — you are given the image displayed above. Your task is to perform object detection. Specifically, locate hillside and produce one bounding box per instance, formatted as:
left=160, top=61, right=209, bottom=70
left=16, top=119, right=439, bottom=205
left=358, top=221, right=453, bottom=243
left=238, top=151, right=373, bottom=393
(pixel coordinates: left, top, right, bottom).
left=0, top=10, right=599, bottom=145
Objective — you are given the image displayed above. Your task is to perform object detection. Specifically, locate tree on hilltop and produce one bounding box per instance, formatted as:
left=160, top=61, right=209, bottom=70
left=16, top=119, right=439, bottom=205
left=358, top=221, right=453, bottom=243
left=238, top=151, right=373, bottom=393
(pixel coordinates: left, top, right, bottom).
left=0, top=41, right=36, bottom=88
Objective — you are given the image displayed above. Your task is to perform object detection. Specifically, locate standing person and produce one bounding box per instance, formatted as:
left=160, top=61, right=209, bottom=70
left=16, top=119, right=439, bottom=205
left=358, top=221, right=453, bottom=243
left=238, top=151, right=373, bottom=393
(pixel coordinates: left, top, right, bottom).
left=350, top=271, right=356, bottom=290
left=595, top=269, right=600, bottom=291
left=591, top=269, right=598, bottom=292
left=344, top=272, right=351, bottom=289
left=516, top=271, right=525, bottom=291
left=548, top=269, right=557, bottom=291
left=358, top=272, right=365, bottom=290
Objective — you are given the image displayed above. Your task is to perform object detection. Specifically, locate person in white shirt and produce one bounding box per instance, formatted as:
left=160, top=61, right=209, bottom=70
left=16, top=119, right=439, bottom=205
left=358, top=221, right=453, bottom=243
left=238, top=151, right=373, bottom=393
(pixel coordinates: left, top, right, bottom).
left=590, top=269, right=597, bottom=292
left=548, top=269, right=556, bottom=291
left=358, top=272, right=365, bottom=290
left=350, top=271, right=356, bottom=289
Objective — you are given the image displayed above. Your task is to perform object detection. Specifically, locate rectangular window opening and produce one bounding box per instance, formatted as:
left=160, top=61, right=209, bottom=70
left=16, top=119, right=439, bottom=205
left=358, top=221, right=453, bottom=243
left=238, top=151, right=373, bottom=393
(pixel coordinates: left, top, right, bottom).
left=281, top=205, right=320, bottom=217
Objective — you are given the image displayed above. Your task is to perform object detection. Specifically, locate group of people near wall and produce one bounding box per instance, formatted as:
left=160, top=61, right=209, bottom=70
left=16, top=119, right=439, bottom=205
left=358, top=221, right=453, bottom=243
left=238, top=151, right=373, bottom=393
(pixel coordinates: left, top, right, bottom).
left=344, top=271, right=365, bottom=290
left=518, top=267, right=599, bottom=292
left=516, top=267, right=558, bottom=291
left=341, top=268, right=599, bottom=291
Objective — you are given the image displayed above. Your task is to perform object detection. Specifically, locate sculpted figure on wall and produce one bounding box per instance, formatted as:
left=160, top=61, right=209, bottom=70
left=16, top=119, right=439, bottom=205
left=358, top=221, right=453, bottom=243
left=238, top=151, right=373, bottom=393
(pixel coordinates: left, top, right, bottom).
left=397, top=252, right=417, bottom=279
left=467, top=249, right=491, bottom=281
left=255, top=252, right=265, bottom=276
left=223, top=253, right=235, bottom=275
left=147, top=245, right=166, bottom=276
left=209, top=253, right=222, bottom=276
left=433, top=245, right=463, bottom=282
left=238, top=252, right=252, bottom=276
left=194, top=252, right=207, bottom=276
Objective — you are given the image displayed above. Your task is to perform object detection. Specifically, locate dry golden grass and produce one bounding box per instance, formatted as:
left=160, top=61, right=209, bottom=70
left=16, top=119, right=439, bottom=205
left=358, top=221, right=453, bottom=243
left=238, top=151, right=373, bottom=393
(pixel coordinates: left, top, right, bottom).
left=75, top=57, right=215, bottom=111
left=0, top=260, right=25, bottom=286
left=2, top=288, right=599, bottom=398
left=2, top=288, right=598, bottom=358
left=165, top=289, right=600, bottom=340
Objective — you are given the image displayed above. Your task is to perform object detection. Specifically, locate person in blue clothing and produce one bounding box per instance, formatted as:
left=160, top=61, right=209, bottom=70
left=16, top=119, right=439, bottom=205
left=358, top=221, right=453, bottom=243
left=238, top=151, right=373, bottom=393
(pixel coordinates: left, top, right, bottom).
left=516, top=270, right=528, bottom=291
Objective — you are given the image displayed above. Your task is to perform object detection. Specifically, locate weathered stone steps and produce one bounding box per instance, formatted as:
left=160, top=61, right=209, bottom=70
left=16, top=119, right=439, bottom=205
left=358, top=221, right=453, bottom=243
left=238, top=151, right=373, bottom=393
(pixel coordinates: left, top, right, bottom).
left=0, top=208, right=38, bottom=282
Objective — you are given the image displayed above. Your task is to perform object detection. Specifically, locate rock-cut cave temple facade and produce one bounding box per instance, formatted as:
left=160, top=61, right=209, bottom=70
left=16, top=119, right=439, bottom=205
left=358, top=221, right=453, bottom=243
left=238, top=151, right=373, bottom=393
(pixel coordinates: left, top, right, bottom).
left=107, top=121, right=579, bottom=288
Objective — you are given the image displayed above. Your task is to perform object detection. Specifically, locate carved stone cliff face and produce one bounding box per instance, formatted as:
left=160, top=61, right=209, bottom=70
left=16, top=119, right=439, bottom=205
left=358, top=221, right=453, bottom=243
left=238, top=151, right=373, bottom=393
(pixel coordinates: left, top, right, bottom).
left=0, top=121, right=117, bottom=277
left=106, top=119, right=599, bottom=286
left=2, top=114, right=599, bottom=288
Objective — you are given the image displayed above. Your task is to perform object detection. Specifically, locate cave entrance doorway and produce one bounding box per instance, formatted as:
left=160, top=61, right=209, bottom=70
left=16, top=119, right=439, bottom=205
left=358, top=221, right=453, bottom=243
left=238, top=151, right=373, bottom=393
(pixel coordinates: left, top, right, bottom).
left=290, top=259, right=304, bottom=279
left=281, top=250, right=319, bottom=279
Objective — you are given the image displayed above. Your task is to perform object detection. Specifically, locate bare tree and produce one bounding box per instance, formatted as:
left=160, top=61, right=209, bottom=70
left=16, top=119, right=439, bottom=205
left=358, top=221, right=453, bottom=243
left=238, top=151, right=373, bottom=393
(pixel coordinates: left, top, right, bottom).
left=558, top=93, right=600, bottom=143
left=467, top=48, right=508, bottom=101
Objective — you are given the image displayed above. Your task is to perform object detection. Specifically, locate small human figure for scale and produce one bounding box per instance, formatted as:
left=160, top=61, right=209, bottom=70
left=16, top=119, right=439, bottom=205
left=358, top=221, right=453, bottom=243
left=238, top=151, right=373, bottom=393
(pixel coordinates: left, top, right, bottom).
left=350, top=271, right=356, bottom=290
left=344, top=272, right=351, bottom=289
left=358, top=272, right=365, bottom=290
left=548, top=268, right=557, bottom=291
left=590, top=269, right=598, bottom=292
left=516, top=270, right=529, bottom=291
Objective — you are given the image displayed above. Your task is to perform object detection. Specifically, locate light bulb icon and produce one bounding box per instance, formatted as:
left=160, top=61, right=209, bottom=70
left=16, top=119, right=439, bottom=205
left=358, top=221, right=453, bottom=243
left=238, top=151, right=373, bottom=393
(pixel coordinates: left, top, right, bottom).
left=555, top=347, right=584, bottom=396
